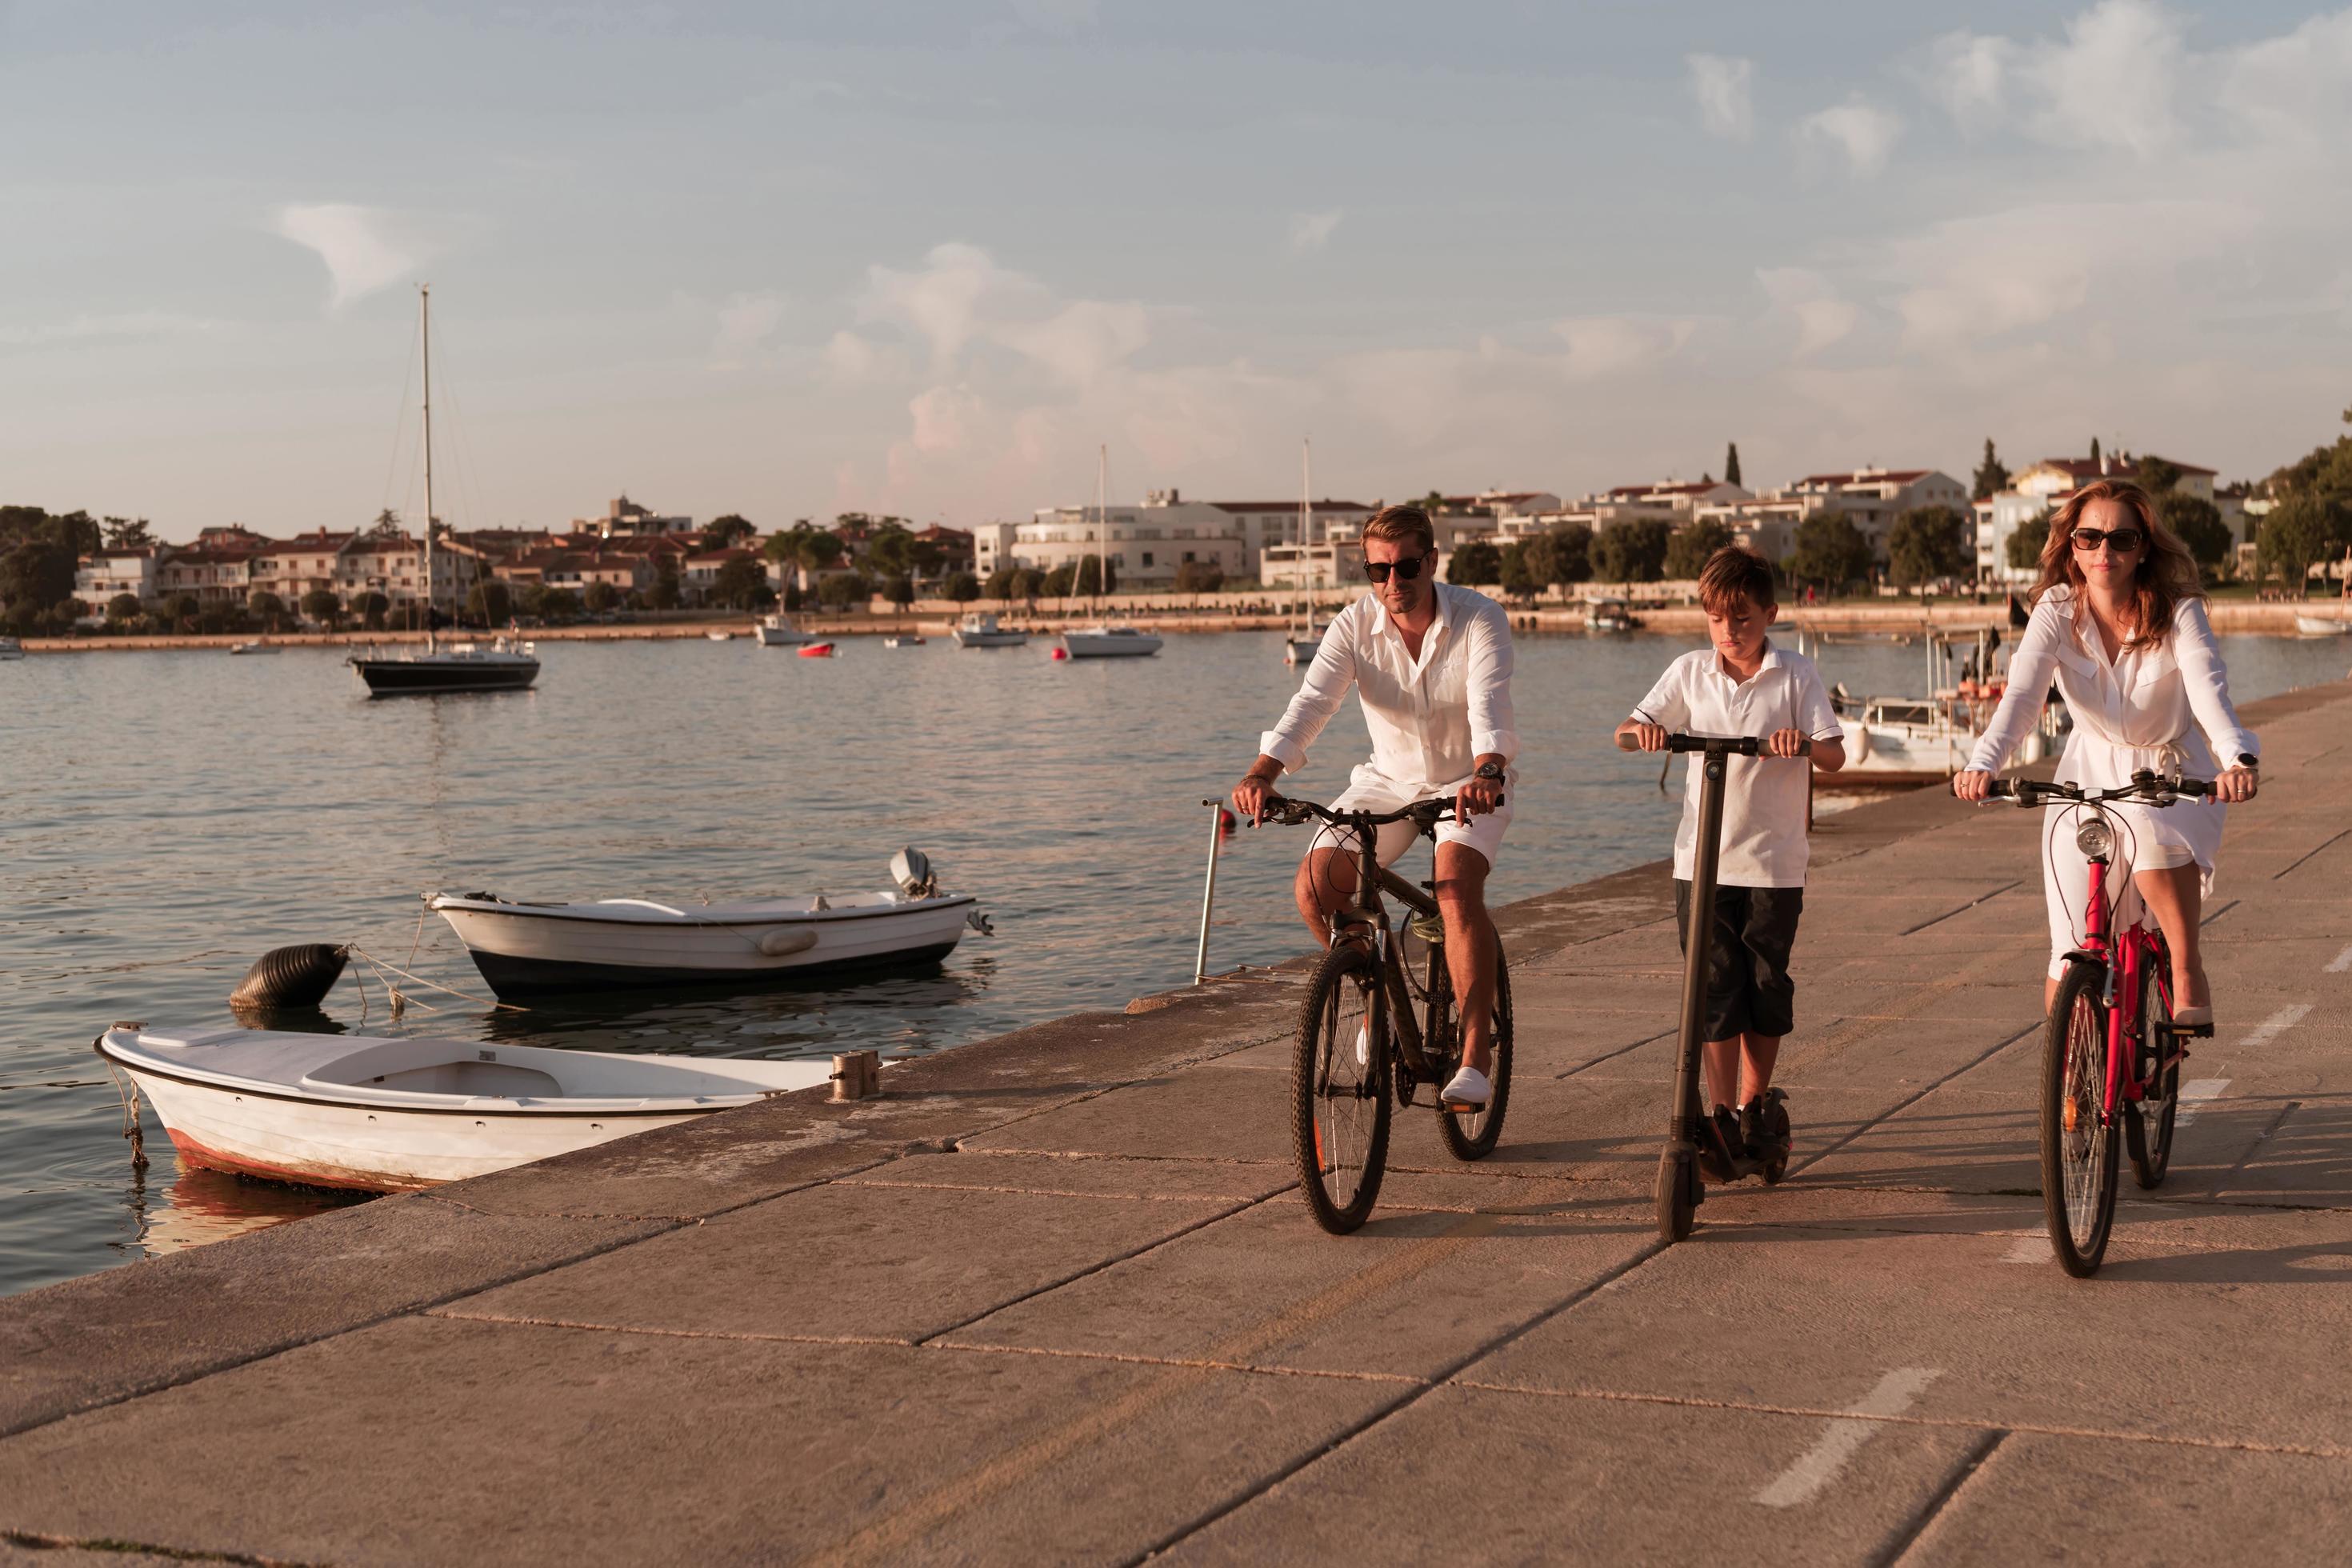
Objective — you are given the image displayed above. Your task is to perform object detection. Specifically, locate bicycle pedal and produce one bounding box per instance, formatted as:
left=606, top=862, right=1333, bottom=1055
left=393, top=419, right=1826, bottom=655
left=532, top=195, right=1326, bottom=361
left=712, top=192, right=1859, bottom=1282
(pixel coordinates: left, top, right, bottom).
left=2169, top=1022, right=2214, bottom=1040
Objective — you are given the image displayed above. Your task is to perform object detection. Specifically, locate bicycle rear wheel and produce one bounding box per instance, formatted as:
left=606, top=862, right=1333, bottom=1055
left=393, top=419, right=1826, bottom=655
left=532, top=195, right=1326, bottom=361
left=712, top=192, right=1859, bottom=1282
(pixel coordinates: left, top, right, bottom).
left=2042, top=962, right=2120, bottom=1276
left=1437, top=946, right=1513, bottom=1161
left=2126, top=958, right=2181, bottom=1190
left=1292, top=941, right=1393, bottom=1234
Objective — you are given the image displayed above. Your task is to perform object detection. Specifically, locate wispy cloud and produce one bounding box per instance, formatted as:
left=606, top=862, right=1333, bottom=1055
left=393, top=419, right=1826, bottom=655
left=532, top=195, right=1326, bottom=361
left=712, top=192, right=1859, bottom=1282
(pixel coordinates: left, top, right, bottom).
left=2028, top=0, right=2183, bottom=155
left=1686, top=54, right=1755, bottom=142
left=709, top=291, right=785, bottom=370
left=273, top=203, right=428, bottom=310
left=1919, top=30, right=2018, bottom=132
left=1287, top=209, right=1343, bottom=255
left=1798, top=99, right=1902, bottom=178
left=1756, top=269, right=1859, bottom=358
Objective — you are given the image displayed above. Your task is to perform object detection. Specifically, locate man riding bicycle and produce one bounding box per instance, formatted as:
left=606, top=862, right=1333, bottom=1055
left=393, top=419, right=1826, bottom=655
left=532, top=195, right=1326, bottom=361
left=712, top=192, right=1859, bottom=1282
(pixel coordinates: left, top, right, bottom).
left=1232, top=503, right=1515, bottom=1108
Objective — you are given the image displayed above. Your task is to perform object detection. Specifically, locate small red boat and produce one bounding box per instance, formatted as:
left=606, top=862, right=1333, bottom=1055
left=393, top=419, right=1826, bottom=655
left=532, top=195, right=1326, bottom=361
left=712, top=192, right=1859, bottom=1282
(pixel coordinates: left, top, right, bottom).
left=798, top=642, right=836, bottom=658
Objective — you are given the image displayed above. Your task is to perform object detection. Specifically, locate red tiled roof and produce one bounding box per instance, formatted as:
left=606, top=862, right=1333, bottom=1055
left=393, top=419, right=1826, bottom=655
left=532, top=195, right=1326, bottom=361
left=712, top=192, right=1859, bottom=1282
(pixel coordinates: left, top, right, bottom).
left=1794, top=468, right=1934, bottom=487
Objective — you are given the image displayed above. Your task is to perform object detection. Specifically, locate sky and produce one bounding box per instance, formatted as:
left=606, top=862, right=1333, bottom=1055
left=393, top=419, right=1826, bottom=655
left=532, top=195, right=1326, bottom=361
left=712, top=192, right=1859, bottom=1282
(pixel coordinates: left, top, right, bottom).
left=3, top=0, right=2349, bottom=539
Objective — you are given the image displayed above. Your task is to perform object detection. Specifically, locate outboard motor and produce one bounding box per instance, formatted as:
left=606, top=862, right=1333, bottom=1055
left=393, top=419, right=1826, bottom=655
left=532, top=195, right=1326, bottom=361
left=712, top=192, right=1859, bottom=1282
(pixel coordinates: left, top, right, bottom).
left=890, top=847, right=937, bottom=899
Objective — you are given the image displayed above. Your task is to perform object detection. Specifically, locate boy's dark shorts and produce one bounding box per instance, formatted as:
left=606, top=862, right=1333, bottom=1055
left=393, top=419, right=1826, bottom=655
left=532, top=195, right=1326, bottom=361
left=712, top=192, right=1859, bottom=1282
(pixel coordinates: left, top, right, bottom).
left=1674, top=882, right=1804, bottom=1040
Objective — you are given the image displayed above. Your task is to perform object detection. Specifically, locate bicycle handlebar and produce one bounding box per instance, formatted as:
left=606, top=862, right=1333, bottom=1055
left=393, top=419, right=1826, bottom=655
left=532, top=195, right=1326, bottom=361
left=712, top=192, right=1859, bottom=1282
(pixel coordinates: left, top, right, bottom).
left=1978, top=770, right=2216, bottom=806
left=1258, top=792, right=1497, bottom=830
left=1614, top=731, right=1813, bottom=758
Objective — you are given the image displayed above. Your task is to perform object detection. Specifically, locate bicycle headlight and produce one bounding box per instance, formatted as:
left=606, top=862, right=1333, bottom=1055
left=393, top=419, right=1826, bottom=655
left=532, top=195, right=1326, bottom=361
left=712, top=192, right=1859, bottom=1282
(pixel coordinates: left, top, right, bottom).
left=2075, top=818, right=2114, bottom=859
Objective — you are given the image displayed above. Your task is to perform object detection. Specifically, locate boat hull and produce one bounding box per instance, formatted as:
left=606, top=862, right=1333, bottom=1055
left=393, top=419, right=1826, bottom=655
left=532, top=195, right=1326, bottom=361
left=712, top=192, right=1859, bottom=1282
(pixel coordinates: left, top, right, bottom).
left=350, top=658, right=539, bottom=695
left=756, top=627, right=818, bottom=646
left=952, top=630, right=1027, bottom=647
left=122, top=1063, right=715, bottom=1191
left=431, top=895, right=975, bottom=998
left=1062, top=634, right=1162, bottom=658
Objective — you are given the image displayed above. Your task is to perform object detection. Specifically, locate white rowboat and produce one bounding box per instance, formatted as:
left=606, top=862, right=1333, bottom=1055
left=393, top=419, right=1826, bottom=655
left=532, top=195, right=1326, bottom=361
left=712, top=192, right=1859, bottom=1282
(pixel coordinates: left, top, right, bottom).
left=2294, top=614, right=2350, bottom=637
left=95, top=1025, right=834, bottom=1193
left=427, top=883, right=978, bottom=998
left=754, top=614, right=820, bottom=646
left=1061, top=626, right=1163, bottom=658
left=951, top=614, right=1027, bottom=648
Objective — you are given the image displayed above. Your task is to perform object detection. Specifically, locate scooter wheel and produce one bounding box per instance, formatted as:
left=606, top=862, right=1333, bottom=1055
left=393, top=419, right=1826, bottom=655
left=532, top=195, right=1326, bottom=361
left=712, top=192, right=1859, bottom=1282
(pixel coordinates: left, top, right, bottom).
left=1655, top=1146, right=1695, bottom=1242
left=1759, top=1094, right=1793, bottom=1186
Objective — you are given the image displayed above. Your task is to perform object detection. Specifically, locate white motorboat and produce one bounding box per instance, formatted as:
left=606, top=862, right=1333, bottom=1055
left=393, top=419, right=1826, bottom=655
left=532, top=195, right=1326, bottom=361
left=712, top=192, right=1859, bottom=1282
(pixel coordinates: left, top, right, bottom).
left=427, top=850, right=980, bottom=998
left=706, top=629, right=735, bottom=642
left=1061, top=625, right=1163, bottom=658
left=95, top=1025, right=833, bottom=1192
left=754, top=613, right=819, bottom=647
left=951, top=613, right=1027, bottom=648
left=0, top=637, right=23, bottom=661
left=1583, top=595, right=1640, bottom=633
left=1284, top=623, right=1326, bottom=666
left=228, top=641, right=279, bottom=656
left=882, top=634, right=926, bottom=648
left=2294, top=614, right=2350, bottom=637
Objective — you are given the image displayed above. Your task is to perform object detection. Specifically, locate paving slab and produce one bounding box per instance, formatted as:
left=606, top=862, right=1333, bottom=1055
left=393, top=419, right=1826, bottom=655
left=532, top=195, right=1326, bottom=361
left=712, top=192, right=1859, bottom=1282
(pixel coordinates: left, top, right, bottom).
left=0, top=1315, right=1401, bottom=1566
left=1160, top=1384, right=1982, bottom=1566
left=442, top=1178, right=1248, bottom=1345
left=1902, top=1430, right=2352, bottom=1566
left=942, top=1184, right=1657, bottom=1382
left=1465, top=1210, right=2352, bottom=1453
left=834, top=1148, right=1296, bottom=1203
left=0, top=1194, right=666, bottom=1439
left=958, top=1063, right=1291, bottom=1162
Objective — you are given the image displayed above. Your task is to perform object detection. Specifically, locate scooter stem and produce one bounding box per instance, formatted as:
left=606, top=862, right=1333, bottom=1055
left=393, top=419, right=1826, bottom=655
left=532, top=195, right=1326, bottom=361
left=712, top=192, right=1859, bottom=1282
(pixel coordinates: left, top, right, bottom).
left=1669, top=747, right=1732, bottom=1202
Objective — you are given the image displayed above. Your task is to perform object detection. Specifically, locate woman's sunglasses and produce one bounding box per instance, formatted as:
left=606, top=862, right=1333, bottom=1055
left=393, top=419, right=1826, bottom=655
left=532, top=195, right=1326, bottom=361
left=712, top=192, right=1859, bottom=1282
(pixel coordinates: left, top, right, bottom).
left=1364, top=554, right=1430, bottom=583
left=2070, top=526, right=2144, bottom=554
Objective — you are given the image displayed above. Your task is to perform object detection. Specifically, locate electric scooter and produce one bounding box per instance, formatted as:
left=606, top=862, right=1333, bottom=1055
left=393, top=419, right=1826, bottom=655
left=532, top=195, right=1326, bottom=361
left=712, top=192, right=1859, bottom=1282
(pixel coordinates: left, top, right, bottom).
left=1618, top=730, right=1809, bottom=1243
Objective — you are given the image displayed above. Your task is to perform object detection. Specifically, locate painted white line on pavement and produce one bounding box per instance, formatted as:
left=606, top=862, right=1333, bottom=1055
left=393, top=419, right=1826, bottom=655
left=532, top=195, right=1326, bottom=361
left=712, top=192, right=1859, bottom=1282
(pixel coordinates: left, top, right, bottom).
left=2328, top=944, right=2352, bottom=974
left=1755, top=1367, right=1942, bottom=1509
left=2240, top=1004, right=2313, bottom=1051
left=2173, top=1079, right=2230, bottom=1127
left=2001, top=1234, right=2044, bottom=1264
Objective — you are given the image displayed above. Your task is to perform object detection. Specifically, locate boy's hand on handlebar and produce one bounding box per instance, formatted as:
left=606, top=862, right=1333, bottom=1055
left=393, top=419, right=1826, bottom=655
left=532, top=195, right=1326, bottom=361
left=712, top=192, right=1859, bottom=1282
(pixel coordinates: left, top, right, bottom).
left=2213, top=765, right=2258, bottom=804
left=1624, top=721, right=1669, bottom=754
left=1763, top=727, right=1809, bottom=758
left=1953, top=769, right=1994, bottom=802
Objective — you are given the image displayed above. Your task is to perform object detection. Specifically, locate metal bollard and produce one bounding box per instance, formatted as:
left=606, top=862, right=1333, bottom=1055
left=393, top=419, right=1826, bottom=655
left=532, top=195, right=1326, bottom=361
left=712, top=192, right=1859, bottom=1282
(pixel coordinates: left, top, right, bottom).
left=1194, top=797, right=1226, bottom=984
left=830, top=1049, right=880, bottom=1102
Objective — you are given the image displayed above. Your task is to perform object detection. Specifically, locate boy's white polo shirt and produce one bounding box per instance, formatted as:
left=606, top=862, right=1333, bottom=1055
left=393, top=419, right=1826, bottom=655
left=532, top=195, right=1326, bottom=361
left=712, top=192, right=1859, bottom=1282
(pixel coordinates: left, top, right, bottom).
left=1630, top=639, right=1842, bottom=889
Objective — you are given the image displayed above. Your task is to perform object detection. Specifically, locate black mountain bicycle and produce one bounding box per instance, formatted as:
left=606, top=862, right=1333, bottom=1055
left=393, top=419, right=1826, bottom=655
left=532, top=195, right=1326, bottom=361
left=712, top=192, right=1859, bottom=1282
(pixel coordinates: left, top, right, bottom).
left=1260, top=794, right=1514, bottom=1234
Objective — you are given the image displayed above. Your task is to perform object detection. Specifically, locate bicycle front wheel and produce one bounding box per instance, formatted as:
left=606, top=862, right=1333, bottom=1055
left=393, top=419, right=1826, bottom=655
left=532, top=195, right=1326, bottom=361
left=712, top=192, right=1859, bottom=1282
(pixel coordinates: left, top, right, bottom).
left=1292, top=941, right=1394, bottom=1234
left=2042, top=962, right=2120, bottom=1276
left=1437, top=946, right=1513, bottom=1161
left=2126, top=958, right=2180, bottom=1190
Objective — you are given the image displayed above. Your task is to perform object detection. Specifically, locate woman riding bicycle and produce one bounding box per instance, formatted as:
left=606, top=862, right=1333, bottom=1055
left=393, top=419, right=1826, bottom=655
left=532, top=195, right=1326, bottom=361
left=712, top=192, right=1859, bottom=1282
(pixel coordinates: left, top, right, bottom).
left=1954, top=478, right=2259, bottom=1026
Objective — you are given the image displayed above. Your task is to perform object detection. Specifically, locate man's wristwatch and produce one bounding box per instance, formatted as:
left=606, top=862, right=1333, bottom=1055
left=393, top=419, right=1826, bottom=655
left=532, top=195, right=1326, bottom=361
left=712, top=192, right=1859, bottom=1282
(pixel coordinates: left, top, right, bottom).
left=1473, top=762, right=1506, bottom=782
left=2235, top=754, right=2258, bottom=770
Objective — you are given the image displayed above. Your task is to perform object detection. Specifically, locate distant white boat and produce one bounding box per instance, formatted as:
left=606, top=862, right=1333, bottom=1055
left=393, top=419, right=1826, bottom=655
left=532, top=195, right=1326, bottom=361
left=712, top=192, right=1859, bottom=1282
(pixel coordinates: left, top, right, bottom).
left=951, top=613, right=1026, bottom=648
left=0, top=638, right=24, bottom=661
left=1584, top=595, right=1640, bottom=633
left=426, top=850, right=979, bottom=998
left=96, top=1024, right=833, bottom=1193
left=2294, top=613, right=2350, bottom=637
left=227, top=642, right=278, bottom=656
left=1284, top=623, right=1326, bottom=666
left=754, top=613, right=819, bottom=647
left=883, top=634, right=926, bottom=648
left=706, top=630, right=734, bottom=642
left=1061, top=626, right=1163, bottom=658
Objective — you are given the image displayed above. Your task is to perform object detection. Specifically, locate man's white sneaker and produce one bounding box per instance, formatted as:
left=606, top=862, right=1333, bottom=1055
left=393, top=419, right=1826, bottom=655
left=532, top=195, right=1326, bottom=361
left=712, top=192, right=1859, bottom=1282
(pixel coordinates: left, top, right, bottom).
left=1441, top=1066, right=1491, bottom=1108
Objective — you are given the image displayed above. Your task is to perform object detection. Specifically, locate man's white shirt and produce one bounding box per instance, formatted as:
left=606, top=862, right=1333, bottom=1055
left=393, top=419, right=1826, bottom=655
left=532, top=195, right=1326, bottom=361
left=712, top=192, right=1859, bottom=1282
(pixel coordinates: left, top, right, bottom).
left=1260, top=582, right=1519, bottom=792
left=1631, top=638, right=1842, bottom=888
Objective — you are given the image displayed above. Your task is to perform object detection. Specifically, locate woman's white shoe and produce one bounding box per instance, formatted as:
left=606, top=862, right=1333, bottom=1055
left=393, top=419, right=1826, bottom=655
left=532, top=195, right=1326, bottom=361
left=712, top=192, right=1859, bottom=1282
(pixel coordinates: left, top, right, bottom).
left=1441, top=1065, right=1491, bottom=1108
left=2172, top=1004, right=2214, bottom=1028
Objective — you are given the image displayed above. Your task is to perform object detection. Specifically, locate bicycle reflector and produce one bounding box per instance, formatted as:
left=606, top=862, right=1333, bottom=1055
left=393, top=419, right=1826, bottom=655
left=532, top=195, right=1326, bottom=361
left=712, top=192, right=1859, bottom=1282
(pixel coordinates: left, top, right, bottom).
left=2075, top=818, right=2115, bottom=859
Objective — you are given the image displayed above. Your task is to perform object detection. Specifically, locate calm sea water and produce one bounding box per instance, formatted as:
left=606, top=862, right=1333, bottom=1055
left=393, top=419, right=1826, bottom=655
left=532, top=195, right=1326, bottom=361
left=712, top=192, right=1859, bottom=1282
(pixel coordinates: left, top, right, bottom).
left=4, top=627, right=2342, bottom=1296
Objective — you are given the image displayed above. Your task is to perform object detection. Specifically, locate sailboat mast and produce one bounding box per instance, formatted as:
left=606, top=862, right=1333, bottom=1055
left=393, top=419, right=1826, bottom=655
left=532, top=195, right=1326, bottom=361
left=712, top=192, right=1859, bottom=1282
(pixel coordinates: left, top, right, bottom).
left=1096, top=443, right=1106, bottom=613
left=419, top=285, right=435, bottom=654
left=1303, top=438, right=1314, bottom=621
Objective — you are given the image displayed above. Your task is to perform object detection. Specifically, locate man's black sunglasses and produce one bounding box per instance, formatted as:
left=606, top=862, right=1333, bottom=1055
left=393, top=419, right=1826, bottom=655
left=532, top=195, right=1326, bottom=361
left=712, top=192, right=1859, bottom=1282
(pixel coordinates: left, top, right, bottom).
left=1364, top=554, right=1430, bottom=583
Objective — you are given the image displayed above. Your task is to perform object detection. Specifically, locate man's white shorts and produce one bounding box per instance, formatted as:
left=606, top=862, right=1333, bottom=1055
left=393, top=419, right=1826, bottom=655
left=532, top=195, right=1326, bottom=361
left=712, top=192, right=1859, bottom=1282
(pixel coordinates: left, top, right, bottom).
left=1302, top=762, right=1512, bottom=872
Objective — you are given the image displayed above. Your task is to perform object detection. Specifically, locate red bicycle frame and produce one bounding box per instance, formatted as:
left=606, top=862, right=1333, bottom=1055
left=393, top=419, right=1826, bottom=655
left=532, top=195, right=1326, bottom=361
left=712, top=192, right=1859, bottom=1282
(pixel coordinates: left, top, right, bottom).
left=2075, top=849, right=2177, bottom=1122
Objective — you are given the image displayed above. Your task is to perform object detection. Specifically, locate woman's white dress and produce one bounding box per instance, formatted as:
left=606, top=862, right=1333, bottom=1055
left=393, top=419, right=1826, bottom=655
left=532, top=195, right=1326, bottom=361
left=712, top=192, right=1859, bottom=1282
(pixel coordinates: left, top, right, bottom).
left=1966, top=588, right=2259, bottom=977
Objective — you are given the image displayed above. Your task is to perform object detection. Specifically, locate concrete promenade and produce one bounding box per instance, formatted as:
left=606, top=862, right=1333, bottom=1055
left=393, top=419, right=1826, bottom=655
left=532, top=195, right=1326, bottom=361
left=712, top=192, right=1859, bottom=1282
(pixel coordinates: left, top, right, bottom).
left=4, top=679, right=2350, bottom=1564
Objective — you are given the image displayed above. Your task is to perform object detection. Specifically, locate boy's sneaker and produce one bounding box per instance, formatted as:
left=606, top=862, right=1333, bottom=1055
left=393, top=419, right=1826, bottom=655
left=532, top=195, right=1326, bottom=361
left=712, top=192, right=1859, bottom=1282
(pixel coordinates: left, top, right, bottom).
left=1696, top=1106, right=1744, bottom=1182
left=1741, top=1090, right=1793, bottom=1168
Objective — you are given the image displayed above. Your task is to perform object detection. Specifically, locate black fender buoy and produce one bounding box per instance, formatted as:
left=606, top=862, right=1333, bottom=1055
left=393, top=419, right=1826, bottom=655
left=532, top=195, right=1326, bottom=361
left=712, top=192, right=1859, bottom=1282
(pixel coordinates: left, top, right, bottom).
left=230, top=943, right=350, bottom=1010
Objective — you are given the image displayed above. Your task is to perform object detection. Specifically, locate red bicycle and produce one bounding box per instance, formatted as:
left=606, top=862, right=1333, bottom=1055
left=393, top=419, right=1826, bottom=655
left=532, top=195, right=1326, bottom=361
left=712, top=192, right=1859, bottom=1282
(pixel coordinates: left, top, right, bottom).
left=1981, top=769, right=2218, bottom=1276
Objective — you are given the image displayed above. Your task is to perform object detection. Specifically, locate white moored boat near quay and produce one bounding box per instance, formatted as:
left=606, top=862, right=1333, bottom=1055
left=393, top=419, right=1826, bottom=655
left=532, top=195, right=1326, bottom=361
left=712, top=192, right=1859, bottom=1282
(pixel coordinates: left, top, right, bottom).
left=754, top=612, right=820, bottom=646
left=94, top=1025, right=834, bottom=1193
left=950, top=613, right=1027, bottom=648
left=426, top=850, right=980, bottom=998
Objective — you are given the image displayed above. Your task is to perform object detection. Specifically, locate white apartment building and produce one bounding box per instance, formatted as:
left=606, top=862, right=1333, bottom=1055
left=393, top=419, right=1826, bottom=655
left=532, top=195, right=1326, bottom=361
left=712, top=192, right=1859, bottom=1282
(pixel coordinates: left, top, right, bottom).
left=978, top=491, right=1375, bottom=585
left=1501, top=480, right=1748, bottom=542
left=574, top=494, right=695, bottom=538
left=1693, top=467, right=1969, bottom=566
left=1975, top=454, right=2217, bottom=585
left=74, top=549, right=158, bottom=621
left=336, top=530, right=482, bottom=610
left=251, top=531, right=354, bottom=609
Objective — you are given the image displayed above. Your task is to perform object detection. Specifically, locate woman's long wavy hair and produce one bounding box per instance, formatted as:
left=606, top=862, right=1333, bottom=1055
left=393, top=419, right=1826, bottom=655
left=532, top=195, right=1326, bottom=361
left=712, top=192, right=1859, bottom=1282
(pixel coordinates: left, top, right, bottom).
left=2029, top=478, right=2204, bottom=650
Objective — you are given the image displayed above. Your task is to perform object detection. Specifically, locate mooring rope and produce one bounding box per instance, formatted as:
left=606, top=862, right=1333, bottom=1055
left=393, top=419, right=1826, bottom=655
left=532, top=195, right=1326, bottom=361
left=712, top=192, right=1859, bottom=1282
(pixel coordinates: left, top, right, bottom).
left=346, top=944, right=527, bottom=1014
left=102, top=1062, right=147, bottom=1170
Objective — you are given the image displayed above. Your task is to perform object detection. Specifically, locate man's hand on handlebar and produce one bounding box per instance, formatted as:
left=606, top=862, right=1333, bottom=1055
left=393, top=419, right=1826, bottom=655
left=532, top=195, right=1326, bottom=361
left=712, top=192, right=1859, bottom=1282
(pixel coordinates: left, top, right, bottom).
left=1232, top=762, right=1282, bottom=826
left=1457, top=774, right=1504, bottom=818
left=1953, top=768, right=1994, bottom=802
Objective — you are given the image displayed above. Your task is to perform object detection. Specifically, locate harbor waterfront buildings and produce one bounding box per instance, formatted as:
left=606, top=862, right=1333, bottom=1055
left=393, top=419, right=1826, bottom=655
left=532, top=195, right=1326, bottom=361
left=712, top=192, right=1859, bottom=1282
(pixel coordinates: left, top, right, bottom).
left=973, top=491, right=1375, bottom=588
